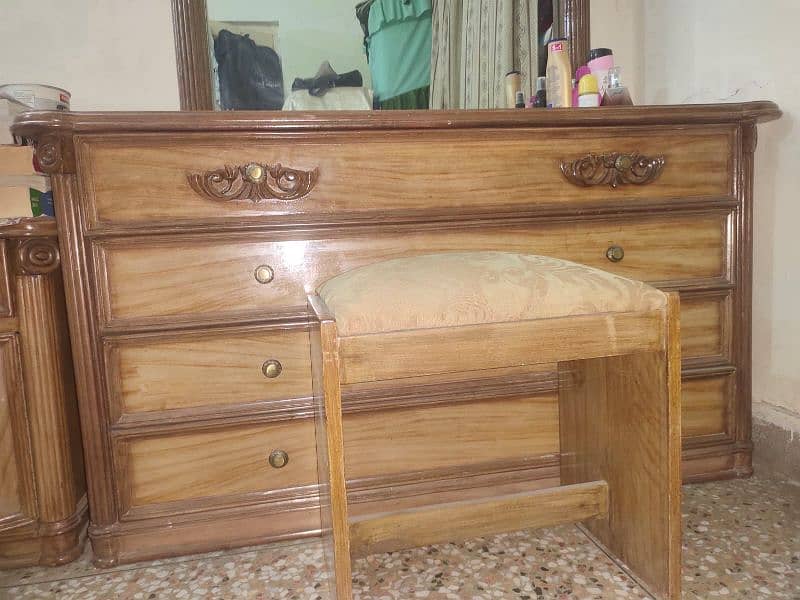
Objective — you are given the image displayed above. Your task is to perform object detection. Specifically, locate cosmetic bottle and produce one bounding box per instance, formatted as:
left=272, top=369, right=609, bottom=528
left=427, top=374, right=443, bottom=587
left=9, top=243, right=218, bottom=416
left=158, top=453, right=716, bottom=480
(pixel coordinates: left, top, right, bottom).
left=577, top=74, right=600, bottom=107
left=572, top=65, right=591, bottom=107
left=546, top=38, right=572, bottom=107
left=515, top=91, right=526, bottom=108
left=601, top=67, right=633, bottom=106
left=505, top=70, right=522, bottom=108
left=531, top=76, right=547, bottom=107
left=587, top=48, right=614, bottom=97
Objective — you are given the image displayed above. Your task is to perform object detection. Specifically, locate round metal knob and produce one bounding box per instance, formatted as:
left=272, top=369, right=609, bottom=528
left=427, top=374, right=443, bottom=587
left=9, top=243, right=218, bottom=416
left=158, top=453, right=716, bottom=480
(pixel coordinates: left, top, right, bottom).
left=262, top=359, right=282, bottom=379
left=254, top=265, right=274, bottom=284
left=614, top=154, right=633, bottom=172
left=268, top=449, right=289, bottom=469
left=606, top=245, right=625, bottom=263
left=245, top=163, right=266, bottom=183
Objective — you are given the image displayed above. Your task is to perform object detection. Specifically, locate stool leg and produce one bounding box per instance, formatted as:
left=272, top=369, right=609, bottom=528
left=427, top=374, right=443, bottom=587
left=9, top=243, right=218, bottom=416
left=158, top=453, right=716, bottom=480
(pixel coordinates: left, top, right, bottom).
left=558, top=296, right=682, bottom=600
left=311, top=319, right=353, bottom=599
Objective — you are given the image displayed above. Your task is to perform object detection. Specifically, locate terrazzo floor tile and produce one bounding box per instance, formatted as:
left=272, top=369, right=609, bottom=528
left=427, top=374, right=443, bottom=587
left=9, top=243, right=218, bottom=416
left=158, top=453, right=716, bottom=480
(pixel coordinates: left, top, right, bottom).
left=1, top=472, right=798, bottom=599
left=681, top=475, right=800, bottom=599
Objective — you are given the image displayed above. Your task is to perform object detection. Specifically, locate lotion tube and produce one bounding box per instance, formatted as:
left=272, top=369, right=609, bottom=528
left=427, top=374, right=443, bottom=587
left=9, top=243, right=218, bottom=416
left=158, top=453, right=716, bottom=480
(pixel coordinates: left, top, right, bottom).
left=546, top=39, right=572, bottom=107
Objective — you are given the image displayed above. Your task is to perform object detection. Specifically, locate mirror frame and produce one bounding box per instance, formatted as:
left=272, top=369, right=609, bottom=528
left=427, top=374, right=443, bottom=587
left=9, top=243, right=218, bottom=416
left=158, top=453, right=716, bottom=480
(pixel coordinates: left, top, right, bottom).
left=171, top=0, right=589, bottom=111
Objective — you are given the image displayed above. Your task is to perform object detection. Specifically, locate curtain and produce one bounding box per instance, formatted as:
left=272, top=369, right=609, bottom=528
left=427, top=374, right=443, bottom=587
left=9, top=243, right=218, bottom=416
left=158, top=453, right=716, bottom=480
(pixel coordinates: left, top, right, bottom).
left=430, top=0, right=538, bottom=109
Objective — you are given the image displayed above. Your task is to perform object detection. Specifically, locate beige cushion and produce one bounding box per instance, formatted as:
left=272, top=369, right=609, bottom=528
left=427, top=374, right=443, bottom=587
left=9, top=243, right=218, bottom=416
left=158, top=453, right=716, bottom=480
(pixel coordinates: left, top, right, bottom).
left=318, top=252, right=667, bottom=336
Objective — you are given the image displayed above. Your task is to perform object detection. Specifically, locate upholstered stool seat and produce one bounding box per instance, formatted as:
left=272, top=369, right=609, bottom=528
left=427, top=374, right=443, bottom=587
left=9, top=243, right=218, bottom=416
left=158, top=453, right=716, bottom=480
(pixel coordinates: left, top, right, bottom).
left=308, top=251, right=682, bottom=600
left=319, top=251, right=667, bottom=335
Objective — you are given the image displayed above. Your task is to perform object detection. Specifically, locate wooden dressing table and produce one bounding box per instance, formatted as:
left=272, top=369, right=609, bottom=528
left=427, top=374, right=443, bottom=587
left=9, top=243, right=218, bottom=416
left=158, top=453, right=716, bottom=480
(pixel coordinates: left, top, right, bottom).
left=13, top=103, right=780, bottom=565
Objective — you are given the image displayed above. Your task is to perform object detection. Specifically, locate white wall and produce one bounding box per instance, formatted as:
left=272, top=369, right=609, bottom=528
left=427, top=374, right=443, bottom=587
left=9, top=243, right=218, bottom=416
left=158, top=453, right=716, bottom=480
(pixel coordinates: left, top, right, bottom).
left=641, top=0, right=800, bottom=433
left=207, top=0, right=370, bottom=96
left=590, top=0, right=643, bottom=103
left=0, top=0, right=179, bottom=111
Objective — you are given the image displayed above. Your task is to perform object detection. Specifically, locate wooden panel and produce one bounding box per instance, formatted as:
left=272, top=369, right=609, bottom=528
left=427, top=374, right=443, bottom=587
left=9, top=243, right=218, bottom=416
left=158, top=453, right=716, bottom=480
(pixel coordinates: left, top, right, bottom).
left=0, top=241, right=12, bottom=319
left=96, top=214, right=727, bottom=328
left=559, top=296, right=682, bottom=600
left=339, top=311, right=664, bottom=384
left=310, top=305, right=353, bottom=599
left=119, top=420, right=318, bottom=510
left=681, top=375, right=731, bottom=438
left=680, top=293, right=730, bottom=360
left=106, top=326, right=311, bottom=416
left=80, top=129, right=733, bottom=230
left=0, top=336, right=26, bottom=518
left=344, top=394, right=559, bottom=480
left=350, top=481, right=608, bottom=558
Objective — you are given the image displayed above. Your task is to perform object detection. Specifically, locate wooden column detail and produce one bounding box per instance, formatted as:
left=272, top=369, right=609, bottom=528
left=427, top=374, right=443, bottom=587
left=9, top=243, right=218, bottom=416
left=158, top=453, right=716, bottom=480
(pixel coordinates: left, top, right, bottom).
left=14, top=258, right=75, bottom=515
left=51, top=175, right=119, bottom=565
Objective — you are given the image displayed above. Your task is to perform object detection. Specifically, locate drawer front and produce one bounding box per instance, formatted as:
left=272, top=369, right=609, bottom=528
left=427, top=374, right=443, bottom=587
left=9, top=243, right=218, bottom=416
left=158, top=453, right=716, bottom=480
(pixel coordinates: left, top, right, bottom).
left=681, top=374, right=732, bottom=438
left=117, top=420, right=317, bottom=512
left=96, top=214, right=728, bottom=328
left=343, top=394, right=559, bottom=481
left=680, top=292, right=731, bottom=361
left=105, top=327, right=312, bottom=417
left=118, top=394, right=557, bottom=513
left=79, top=128, right=733, bottom=230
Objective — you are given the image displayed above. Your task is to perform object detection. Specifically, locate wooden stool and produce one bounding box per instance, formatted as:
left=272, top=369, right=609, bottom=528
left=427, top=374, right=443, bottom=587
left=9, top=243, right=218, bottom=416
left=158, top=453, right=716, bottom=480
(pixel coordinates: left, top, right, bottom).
left=308, top=252, right=682, bottom=600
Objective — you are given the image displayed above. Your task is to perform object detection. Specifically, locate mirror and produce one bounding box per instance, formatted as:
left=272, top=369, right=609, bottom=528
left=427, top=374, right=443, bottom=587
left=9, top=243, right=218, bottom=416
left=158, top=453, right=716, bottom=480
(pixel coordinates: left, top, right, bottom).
left=172, top=0, right=589, bottom=111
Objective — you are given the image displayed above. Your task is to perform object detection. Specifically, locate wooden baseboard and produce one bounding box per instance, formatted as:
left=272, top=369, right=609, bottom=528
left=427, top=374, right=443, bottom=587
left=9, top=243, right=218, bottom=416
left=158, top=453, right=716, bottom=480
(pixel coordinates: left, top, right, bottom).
left=0, top=496, right=89, bottom=568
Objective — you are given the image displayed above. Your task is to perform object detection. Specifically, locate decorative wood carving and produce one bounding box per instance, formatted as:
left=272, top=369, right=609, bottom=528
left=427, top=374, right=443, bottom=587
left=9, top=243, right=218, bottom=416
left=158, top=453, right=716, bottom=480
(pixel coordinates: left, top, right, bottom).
left=187, top=163, right=319, bottom=202
left=560, top=152, right=666, bottom=188
left=15, top=238, right=61, bottom=276
left=742, top=121, right=759, bottom=155
left=35, top=134, right=75, bottom=175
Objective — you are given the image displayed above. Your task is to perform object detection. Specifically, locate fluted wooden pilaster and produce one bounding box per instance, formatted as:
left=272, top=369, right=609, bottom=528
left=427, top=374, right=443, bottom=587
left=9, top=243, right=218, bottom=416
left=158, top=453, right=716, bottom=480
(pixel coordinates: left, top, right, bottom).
left=15, top=264, right=80, bottom=523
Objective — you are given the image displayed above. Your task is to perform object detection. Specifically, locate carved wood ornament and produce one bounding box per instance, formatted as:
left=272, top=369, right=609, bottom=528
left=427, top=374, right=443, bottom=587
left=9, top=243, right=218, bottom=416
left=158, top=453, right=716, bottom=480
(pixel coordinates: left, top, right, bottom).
left=187, top=163, right=319, bottom=202
left=560, top=152, right=666, bottom=189
left=15, top=238, right=61, bottom=276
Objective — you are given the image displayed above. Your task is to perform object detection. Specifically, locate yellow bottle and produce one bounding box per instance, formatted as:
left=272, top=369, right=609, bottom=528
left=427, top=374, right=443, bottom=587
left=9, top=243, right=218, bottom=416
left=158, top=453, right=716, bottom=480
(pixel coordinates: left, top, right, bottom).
left=577, top=74, right=600, bottom=107
left=546, top=38, right=573, bottom=108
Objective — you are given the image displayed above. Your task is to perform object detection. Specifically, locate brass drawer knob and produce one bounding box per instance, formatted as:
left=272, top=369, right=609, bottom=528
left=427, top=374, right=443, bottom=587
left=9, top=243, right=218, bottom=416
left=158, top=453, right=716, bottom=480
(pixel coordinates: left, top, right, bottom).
left=606, top=245, right=625, bottom=263
left=268, top=449, right=289, bottom=469
left=262, top=359, right=283, bottom=379
left=254, top=265, right=274, bottom=284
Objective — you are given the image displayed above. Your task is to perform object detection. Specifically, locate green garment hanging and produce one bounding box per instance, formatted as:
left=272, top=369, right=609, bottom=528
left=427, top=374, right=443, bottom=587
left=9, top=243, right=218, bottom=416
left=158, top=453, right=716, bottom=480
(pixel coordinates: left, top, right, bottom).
left=367, top=0, right=432, bottom=105
left=379, top=85, right=430, bottom=110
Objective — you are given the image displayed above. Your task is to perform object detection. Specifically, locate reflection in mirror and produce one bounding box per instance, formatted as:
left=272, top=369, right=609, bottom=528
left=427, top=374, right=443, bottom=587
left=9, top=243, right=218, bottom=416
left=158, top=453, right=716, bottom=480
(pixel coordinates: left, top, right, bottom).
left=204, top=0, right=555, bottom=111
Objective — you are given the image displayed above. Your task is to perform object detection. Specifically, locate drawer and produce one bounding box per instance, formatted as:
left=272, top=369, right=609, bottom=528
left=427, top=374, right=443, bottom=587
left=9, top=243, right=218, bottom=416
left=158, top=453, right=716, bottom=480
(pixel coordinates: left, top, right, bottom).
left=117, top=393, right=558, bottom=514
left=680, top=292, right=731, bottom=361
left=343, top=394, right=559, bottom=481
left=105, top=326, right=312, bottom=418
left=116, top=420, right=317, bottom=512
left=681, top=374, right=732, bottom=438
left=78, top=128, right=734, bottom=230
left=95, top=214, right=729, bottom=328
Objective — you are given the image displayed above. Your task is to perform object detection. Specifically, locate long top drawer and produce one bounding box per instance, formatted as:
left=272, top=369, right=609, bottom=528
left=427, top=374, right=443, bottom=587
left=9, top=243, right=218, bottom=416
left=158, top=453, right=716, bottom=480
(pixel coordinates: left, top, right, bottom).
left=77, top=127, right=734, bottom=231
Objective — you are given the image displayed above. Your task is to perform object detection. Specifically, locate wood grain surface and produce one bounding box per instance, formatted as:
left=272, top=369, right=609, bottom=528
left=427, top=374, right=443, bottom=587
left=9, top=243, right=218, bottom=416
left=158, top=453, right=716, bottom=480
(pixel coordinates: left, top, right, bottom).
left=95, top=214, right=727, bottom=328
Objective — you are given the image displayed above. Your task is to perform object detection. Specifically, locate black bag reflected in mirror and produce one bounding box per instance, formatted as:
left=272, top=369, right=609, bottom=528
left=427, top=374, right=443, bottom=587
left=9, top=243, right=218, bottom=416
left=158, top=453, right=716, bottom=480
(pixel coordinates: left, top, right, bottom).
left=214, top=29, right=284, bottom=110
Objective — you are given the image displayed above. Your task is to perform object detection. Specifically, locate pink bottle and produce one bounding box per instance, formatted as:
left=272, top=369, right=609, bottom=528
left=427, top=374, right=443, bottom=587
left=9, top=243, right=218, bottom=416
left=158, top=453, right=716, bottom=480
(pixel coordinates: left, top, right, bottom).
left=587, top=48, right=615, bottom=99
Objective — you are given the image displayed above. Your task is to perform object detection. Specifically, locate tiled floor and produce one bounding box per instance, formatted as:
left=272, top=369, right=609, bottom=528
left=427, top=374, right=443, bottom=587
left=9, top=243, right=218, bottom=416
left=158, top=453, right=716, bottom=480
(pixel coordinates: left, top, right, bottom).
left=2, top=472, right=798, bottom=599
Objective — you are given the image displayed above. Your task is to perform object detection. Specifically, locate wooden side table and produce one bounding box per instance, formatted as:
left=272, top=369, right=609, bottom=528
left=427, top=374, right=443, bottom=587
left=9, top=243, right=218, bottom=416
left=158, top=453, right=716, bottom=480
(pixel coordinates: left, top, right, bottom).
left=0, top=218, right=87, bottom=567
